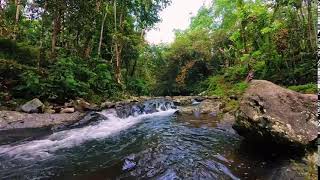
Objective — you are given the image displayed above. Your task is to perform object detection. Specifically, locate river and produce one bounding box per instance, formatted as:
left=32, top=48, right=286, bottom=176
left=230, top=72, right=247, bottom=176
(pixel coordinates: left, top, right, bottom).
left=0, top=100, right=301, bottom=179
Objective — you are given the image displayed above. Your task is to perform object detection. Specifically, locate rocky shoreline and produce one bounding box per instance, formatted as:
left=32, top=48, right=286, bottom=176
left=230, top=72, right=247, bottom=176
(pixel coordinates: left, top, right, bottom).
left=0, top=80, right=318, bottom=178
left=0, top=95, right=222, bottom=131
left=0, top=80, right=317, bottom=149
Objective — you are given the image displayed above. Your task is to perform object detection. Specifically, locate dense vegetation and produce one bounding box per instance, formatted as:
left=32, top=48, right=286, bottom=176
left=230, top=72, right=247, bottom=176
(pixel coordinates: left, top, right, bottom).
left=0, top=0, right=317, bottom=105
left=0, top=0, right=170, bottom=103
left=149, top=0, right=317, bottom=97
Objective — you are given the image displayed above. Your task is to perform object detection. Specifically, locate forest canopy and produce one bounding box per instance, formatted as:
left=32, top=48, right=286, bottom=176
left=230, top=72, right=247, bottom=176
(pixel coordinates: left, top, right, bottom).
left=0, top=0, right=317, bottom=104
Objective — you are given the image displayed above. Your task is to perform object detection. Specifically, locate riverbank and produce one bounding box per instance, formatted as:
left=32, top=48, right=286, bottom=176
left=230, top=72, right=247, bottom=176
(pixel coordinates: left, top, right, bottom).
left=0, top=95, right=317, bottom=179
left=2, top=80, right=317, bottom=144
left=0, top=96, right=223, bottom=131
left=0, top=80, right=317, bottom=179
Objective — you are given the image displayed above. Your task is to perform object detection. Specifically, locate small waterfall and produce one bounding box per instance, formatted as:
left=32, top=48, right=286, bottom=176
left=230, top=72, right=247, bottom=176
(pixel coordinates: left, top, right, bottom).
left=0, top=99, right=177, bottom=160
left=115, top=98, right=176, bottom=118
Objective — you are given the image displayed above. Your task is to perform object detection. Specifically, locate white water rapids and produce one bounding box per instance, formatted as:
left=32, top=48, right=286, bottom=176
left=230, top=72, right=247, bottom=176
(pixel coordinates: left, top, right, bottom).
left=0, top=109, right=177, bottom=160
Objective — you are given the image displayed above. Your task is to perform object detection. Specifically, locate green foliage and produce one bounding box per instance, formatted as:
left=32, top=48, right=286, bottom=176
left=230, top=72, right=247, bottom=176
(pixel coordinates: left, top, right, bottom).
left=149, top=0, right=316, bottom=96
left=224, top=99, right=240, bottom=112
left=207, top=76, right=227, bottom=97
left=0, top=0, right=316, bottom=103
left=190, top=6, right=214, bottom=30
left=232, top=82, right=249, bottom=94
left=0, top=38, right=39, bottom=66
left=206, top=75, right=248, bottom=98
left=205, top=76, right=248, bottom=112
left=126, top=77, right=150, bottom=96
left=11, top=57, right=119, bottom=103
left=224, top=65, right=248, bottom=82
left=0, top=0, right=171, bottom=102
left=287, top=84, right=317, bottom=94
left=14, top=70, right=44, bottom=98
left=45, top=57, right=92, bottom=100
left=0, top=59, right=39, bottom=94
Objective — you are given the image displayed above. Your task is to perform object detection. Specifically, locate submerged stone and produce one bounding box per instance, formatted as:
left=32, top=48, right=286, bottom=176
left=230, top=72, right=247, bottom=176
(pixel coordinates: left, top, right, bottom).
left=122, top=159, right=136, bottom=171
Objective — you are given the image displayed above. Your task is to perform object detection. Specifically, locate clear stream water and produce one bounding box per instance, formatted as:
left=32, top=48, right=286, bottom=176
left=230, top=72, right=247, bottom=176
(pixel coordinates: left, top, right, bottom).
left=0, top=101, right=301, bottom=179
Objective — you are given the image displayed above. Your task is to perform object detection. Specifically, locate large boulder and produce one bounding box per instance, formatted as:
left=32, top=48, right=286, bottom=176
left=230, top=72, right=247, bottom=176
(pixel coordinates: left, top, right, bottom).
left=178, top=99, right=222, bottom=115
left=233, top=80, right=317, bottom=147
left=0, top=110, right=84, bottom=131
left=20, top=98, right=44, bottom=113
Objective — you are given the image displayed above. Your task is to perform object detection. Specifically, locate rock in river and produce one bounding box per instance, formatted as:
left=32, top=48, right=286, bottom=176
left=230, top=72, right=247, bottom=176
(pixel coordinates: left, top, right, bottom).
left=0, top=110, right=84, bottom=131
left=21, top=98, right=44, bottom=113
left=61, top=107, right=75, bottom=113
left=233, top=80, right=317, bottom=147
left=178, top=99, right=222, bottom=115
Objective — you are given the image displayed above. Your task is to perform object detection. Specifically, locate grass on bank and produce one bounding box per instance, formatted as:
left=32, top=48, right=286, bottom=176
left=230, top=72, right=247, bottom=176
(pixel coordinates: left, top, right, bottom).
left=287, top=84, right=317, bottom=94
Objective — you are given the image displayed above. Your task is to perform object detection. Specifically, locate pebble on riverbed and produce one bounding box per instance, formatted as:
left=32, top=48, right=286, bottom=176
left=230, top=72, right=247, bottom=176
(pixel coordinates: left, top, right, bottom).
left=122, top=159, right=136, bottom=171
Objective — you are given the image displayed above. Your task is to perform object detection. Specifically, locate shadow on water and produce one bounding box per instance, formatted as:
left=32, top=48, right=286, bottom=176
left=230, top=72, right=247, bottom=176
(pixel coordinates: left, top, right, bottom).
left=229, top=139, right=308, bottom=180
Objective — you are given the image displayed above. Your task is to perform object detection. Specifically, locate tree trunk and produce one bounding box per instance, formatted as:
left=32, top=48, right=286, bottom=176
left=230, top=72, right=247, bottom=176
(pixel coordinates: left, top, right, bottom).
left=140, top=29, right=145, bottom=40
left=130, top=58, right=137, bottom=77
left=98, top=12, right=107, bottom=56
left=96, top=0, right=101, bottom=11
left=114, top=41, right=122, bottom=84
left=0, top=0, right=3, bottom=36
left=51, top=10, right=62, bottom=57
left=306, top=0, right=315, bottom=51
left=114, top=0, right=117, bottom=32
left=0, top=0, right=3, bottom=13
left=84, top=43, right=92, bottom=58
left=113, top=0, right=123, bottom=84
left=241, top=21, right=248, bottom=54
left=83, top=36, right=92, bottom=58
left=13, top=0, right=20, bottom=40
left=60, top=12, right=65, bottom=48
left=237, top=0, right=248, bottom=54
left=38, top=0, right=47, bottom=69
left=299, top=7, right=305, bottom=23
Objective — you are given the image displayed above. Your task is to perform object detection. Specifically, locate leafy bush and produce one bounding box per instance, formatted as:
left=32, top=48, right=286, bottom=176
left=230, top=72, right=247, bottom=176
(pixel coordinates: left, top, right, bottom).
left=253, top=60, right=267, bottom=79
left=0, top=38, right=39, bottom=66
left=12, top=57, right=120, bottom=103
left=224, top=99, right=240, bottom=112
left=14, top=70, right=44, bottom=98
left=206, top=75, right=249, bottom=112
left=46, top=57, right=121, bottom=102
left=224, top=65, right=248, bottom=82
left=0, top=39, right=16, bottom=51
left=89, top=63, right=114, bottom=94
left=126, top=77, right=150, bottom=96
left=287, top=84, right=317, bottom=94
left=207, top=75, right=228, bottom=97
left=206, top=75, right=248, bottom=97
left=232, top=82, right=249, bottom=94
left=15, top=43, right=39, bottom=65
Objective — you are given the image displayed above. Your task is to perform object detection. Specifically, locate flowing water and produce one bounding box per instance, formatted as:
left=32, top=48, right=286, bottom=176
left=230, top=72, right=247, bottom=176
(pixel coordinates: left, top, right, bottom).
left=0, top=99, right=299, bottom=179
